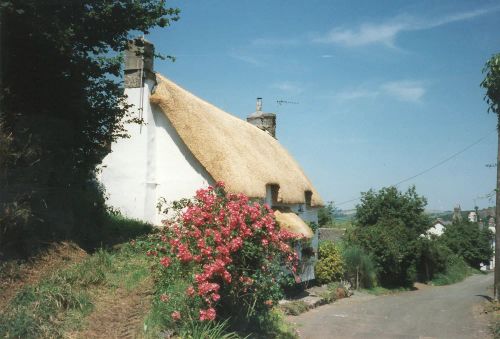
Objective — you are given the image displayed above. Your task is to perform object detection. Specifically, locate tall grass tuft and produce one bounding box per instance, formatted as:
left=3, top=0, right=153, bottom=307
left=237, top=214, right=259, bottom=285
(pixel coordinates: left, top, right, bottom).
left=179, top=319, right=241, bottom=339
left=342, top=245, right=377, bottom=289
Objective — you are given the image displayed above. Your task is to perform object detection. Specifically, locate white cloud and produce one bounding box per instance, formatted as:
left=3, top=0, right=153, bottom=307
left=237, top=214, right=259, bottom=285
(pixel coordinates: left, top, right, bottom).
left=313, top=6, right=499, bottom=47
left=381, top=81, right=425, bottom=102
left=335, top=80, right=425, bottom=102
left=251, top=38, right=300, bottom=47
left=321, top=54, right=334, bottom=58
left=336, top=89, right=380, bottom=101
left=314, top=21, right=406, bottom=47
left=271, top=81, right=304, bottom=95
left=229, top=51, right=262, bottom=66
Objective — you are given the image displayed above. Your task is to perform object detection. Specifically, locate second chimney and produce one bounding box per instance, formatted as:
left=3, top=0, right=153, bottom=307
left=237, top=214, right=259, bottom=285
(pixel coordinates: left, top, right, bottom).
left=247, top=98, right=277, bottom=138
left=124, top=38, right=155, bottom=88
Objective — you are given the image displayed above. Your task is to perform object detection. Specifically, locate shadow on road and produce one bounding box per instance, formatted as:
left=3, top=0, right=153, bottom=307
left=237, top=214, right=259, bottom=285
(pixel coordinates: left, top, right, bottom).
left=476, top=294, right=494, bottom=302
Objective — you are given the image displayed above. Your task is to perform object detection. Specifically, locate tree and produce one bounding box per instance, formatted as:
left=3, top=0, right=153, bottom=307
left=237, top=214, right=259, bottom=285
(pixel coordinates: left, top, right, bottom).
left=355, top=186, right=429, bottom=235
left=318, top=202, right=334, bottom=227
left=481, top=53, right=500, bottom=299
left=348, top=186, right=430, bottom=287
left=0, top=1, right=179, bottom=256
left=439, top=221, right=493, bottom=269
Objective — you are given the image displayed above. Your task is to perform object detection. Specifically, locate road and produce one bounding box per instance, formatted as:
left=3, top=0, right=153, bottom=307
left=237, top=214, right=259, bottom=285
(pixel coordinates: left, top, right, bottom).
left=289, top=274, right=493, bottom=339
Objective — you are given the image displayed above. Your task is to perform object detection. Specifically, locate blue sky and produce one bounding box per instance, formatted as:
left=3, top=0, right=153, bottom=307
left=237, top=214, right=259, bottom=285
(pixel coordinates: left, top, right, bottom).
left=147, top=0, right=500, bottom=211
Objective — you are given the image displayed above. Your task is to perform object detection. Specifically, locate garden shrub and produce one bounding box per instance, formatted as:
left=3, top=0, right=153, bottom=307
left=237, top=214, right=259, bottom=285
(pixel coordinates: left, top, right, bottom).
left=141, top=182, right=300, bottom=335
left=431, top=254, right=473, bottom=286
left=415, top=238, right=452, bottom=282
left=315, top=241, right=344, bottom=284
left=348, top=217, right=417, bottom=287
left=280, top=300, right=310, bottom=316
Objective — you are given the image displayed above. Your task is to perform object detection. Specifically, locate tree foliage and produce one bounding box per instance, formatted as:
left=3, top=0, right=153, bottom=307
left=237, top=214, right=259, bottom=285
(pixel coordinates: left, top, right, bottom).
left=349, top=186, right=430, bottom=287
left=355, top=186, right=429, bottom=235
left=0, top=1, right=179, bottom=256
left=415, top=237, right=452, bottom=282
left=318, top=202, right=334, bottom=227
left=481, top=53, right=500, bottom=117
left=439, top=221, right=493, bottom=268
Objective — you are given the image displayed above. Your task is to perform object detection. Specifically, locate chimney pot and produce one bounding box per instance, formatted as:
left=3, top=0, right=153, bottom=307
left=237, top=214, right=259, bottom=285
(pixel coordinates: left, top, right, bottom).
left=256, top=97, right=262, bottom=112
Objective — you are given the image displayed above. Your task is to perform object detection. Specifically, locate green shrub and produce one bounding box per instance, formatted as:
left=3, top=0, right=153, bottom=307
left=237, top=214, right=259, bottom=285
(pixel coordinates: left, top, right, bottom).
left=342, top=245, right=377, bottom=289
left=348, top=218, right=417, bottom=287
left=315, top=241, right=344, bottom=284
left=439, top=221, right=493, bottom=268
left=415, top=239, right=452, bottom=282
left=348, top=186, right=430, bottom=288
left=431, top=254, right=474, bottom=286
left=280, top=301, right=310, bottom=316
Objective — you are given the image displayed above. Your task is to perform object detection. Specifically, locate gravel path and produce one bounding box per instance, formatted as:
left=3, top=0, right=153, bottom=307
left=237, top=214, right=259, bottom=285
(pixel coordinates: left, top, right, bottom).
left=289, top=273, right=493, bottom=339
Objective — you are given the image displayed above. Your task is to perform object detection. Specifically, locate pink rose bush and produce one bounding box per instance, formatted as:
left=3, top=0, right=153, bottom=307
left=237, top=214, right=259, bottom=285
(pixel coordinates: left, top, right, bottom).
left=142, top=182, right=300, bottom=332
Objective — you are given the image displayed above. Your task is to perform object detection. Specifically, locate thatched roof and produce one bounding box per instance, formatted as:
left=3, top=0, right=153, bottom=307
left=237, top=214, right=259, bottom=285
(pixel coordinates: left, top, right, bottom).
left=150, top=74, right=323, bottom=207
left=275, top=211, right=314, bottom=238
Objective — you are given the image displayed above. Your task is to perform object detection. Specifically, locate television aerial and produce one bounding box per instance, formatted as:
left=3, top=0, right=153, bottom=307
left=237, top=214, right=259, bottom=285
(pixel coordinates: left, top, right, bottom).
left=276, top=99, right=299, bottom=106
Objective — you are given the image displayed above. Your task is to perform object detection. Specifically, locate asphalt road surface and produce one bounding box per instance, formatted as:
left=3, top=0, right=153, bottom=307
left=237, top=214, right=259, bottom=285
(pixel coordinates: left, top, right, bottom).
left=289, top=273, right=493, bottom=339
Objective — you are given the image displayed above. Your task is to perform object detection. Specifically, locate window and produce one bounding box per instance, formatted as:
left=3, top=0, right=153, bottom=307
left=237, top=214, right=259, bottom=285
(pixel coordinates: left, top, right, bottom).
left=266, top=184, right=280, bottom=206
left=305, top=191, right=312, bottom=207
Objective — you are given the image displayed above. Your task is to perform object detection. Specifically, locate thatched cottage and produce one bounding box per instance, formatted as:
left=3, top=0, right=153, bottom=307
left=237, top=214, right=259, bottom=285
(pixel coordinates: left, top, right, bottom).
left=100, top=39, right=324, bottom=281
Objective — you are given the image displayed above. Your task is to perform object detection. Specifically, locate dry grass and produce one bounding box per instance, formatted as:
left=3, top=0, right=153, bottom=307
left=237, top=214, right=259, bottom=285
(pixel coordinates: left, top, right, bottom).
left=0, top=242, right=87, bottom=310
left=0, top=242, right=151, bottom=338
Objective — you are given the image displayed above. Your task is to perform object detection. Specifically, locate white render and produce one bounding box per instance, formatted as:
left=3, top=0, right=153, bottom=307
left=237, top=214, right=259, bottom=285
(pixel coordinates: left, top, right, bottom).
left=468, top=211, right=478, bottom=223
left=100, top=79, right=213, bottom=225
left=426, top=222, right=446, bottom=237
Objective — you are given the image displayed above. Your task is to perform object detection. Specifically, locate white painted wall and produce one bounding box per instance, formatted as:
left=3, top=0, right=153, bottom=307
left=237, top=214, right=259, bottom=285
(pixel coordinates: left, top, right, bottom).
left=426, top=222, right=446, bottom=237
left=100, top=78, right=213, bottom=225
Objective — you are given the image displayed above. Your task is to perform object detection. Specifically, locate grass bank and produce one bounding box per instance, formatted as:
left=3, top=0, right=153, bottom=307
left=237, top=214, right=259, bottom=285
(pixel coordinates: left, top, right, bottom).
left=0, top=215, right=297, bottom=338
left=431, top=256, right=479, bottom=286
left=0, top=215, right=152, bottom=338
left=0, top=243, right=150, bottom=338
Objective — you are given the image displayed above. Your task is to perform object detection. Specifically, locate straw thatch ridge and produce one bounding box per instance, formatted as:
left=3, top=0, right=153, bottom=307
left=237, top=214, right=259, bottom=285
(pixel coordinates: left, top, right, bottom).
left=150, top=73, right=324, bottom=207
left=275, top=211, right=314, bottom=238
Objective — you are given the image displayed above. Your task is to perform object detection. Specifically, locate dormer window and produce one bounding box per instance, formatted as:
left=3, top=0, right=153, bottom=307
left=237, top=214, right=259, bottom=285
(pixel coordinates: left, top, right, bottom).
left=305, top=191, right=312, bottom=207
left=266, top=184, right=280, bottom=206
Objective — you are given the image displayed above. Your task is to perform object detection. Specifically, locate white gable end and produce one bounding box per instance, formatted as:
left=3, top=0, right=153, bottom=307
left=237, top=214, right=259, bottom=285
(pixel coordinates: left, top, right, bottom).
left=100, top=79, right=213, bottom=225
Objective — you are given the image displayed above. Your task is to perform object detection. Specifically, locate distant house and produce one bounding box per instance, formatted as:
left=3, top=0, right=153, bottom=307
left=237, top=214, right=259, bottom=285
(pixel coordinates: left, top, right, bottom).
left=468, top=211, right=478, bottom=223
left=426, top=219, right=451, bottom=237
left=99, top=39, right=324, bottom=281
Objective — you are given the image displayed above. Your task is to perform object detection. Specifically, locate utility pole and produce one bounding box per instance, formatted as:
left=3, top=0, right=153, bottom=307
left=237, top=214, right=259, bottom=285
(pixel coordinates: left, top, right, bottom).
left=480, top=53, right=500, bottom=300
left=0, top=6, right=4, bottom=117
left=496, top=114, right=500, bottom=299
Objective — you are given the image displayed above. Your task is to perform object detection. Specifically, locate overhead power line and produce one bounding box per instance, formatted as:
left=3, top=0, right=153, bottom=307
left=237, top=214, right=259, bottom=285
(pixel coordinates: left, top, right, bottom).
left=336, top=131, right=495, bottom=207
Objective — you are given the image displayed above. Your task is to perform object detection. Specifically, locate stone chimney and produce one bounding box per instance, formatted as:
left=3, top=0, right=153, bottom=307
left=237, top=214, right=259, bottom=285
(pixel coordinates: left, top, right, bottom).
left=246, top=98, right=277, bottom=138
left=124, top=38, right=155, bottom=88
left=452, top=205, right=463, bottom=223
